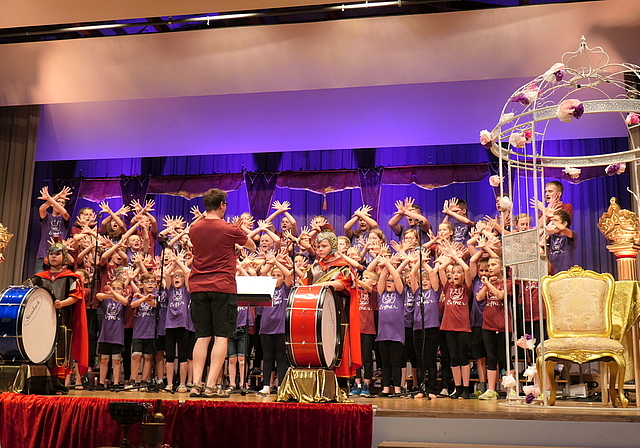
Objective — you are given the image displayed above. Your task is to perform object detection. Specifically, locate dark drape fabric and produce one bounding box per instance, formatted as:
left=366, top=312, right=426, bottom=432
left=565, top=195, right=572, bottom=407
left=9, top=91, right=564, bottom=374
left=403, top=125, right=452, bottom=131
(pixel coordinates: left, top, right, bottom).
left=79, top=179, right=121, bottom=202
left=0, top=393, right=374, bottom=448
left=382, top=163, right=490, bottom=189
left=147, top=174, right=244, bottom=199
left=277, top=169, right=361, bottom=194
left=358, top=167, right=384, bottom=221
left=119, top=175, right=151, bottom=208
left=0, top=105, right=39, bottom=286
left=244, top=171, right=279, bottom=221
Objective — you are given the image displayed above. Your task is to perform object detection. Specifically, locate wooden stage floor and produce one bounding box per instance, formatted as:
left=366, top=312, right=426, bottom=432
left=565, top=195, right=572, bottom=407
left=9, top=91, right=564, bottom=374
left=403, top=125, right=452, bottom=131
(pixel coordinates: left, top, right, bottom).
left=62, top=389, right=640, bottom=424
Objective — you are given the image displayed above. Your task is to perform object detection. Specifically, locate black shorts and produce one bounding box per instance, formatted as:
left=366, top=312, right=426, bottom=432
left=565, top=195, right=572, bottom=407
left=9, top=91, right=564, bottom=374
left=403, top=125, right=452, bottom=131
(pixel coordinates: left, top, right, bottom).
left=190, top=291, right=238, bottom=339
left=155, top=335, right=166, bottom=352
left=98, top=342, right=125, bottom=355
left=132, top=338, right=156, bottom=355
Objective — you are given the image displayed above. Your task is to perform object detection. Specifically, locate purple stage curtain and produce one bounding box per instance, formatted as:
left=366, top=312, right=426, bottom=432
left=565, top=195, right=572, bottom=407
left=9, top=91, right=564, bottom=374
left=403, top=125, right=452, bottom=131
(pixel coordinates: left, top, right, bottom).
left=119, top=175, right=151, bottom=207
left=0, top=393, right=373, bottom=448
left=244, top=171, right=279, bottom=220
left=78, top=178, right=121, bottom=202
left=359, top=167, right=383, bottom=221
left=382, top=163, right=490, bottom=189
left=147, top=174, right=244, bottom=199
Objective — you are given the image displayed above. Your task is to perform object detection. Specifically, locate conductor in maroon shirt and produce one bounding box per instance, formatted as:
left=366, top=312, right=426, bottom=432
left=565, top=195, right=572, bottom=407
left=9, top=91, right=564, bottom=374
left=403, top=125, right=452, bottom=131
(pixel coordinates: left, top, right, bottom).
left=188, top=188, right=256, bottom=398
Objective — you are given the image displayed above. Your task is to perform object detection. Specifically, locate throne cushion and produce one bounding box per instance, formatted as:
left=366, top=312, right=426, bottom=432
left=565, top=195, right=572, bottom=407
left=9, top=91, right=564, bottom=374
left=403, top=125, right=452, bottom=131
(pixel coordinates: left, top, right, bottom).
left=536, top=337, right=624, bottom=354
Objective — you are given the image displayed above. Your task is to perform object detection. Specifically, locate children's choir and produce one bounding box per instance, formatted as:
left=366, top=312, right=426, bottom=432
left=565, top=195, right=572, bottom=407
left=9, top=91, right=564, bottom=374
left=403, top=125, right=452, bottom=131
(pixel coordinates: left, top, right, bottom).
left=35, top=186, right=573, bottom=399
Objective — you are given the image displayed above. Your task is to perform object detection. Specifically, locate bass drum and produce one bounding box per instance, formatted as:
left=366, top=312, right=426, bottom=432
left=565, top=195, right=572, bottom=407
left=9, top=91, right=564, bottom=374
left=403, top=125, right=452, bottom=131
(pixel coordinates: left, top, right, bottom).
left=0, top=286, right=57, bottom=364
left=285, top=285, right=343, bottom=369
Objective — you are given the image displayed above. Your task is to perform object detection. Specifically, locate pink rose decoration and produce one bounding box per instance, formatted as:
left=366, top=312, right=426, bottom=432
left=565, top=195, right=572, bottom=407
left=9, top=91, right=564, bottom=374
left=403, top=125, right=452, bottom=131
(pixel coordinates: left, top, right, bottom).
left=626, top=113, right=640, bottom=126
left=510, top=83, right=540, bottom=106
left=509, top=132, right=527, bottom=148
left=563, top=167, right=581, bottom=179
left=557, top=99, right=584, bottom=123
left=523, top=129, right=533, bottom=140
left=489, top=175, right=502, bottom=187
left=479, top=130, right=493, bottom=149
left=605, top=163, right=626, bottom=176
left=543, top=63, right=565, bottom=83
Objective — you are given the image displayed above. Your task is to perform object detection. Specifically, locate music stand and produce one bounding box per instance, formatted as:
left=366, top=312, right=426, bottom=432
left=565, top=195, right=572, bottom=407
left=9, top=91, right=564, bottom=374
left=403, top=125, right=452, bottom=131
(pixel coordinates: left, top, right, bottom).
left=232, top=276, right=277, bottom=396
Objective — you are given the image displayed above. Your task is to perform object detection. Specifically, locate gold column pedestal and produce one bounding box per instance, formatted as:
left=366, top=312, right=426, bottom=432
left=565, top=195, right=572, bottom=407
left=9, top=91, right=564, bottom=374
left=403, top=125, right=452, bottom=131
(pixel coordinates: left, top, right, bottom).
left=606, top=244, right=640, bottom=281
left=605, top=243, right=640, bottom=406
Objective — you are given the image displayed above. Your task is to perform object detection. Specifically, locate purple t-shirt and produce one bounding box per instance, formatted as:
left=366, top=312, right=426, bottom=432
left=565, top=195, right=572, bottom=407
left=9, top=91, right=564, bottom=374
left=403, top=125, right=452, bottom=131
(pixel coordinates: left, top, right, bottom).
left=260, top=284, right=290, bottom=335
left=98, top=298, right=125, bottom=345
left=376, top=290, right=405, bottom=343
left=236, top=305, right=254, bottom=328
left=166, top=285, right=193, bottom=331
left=548, top=232, right=577, bottom=273
left=403, top=288, right=415, bottom=328
left=132, top=299, right=156, bottom=340
left=451, top=217, right=472, bottom=245
left=37, top=213, right=70, bottom=258
left=412, top=288, right=440, bottom=330
left=470, top=277, right=486, bottom=328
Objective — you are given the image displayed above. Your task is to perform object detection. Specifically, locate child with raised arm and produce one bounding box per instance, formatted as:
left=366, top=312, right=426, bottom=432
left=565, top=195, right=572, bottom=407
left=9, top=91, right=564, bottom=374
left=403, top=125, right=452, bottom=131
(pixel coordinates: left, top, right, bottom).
left=349, top=269, right=378, bottom=397
left=258, top=250, right=293, bottom=394
left=468, top=250, right=489, bottom=396
left=163, top=252, right=194, bottom=393
left=437, top=242, right=473, bottom=399
left=442, top=198, right=474, bottom=245
left=546, top=209, right=576, bottom=274
left=375, top=255, right=405, bottom=397
left=36, top=186, right=71, bottom=272
left=96, top=279, right=128, bottom=390
left=477, top=257, right=514, bottom=400
left=99, top=201, right=130, bottom=243
left=344, top=205, right=379, bottom=244
left=388, top=197, right=432, bottom=241
left=126, top=273, right=157, bottom=390
left=410, top=249, right=440, bottom=399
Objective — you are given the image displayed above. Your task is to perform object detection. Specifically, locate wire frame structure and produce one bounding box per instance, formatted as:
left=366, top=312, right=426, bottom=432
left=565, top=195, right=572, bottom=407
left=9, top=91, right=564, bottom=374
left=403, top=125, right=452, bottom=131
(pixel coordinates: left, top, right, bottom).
left=480, top=37, right=640, bottom=406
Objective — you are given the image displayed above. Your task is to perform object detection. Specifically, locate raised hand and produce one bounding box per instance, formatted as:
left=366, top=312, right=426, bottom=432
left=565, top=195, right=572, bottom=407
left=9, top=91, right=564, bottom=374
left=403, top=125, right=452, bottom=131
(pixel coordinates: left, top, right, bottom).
left=38, top=186, right=52, bottom=201
left=130, top=199, right=143, bottom=213
left=115, top=205, right=131, bottom=217
left=393, top=199, right=405, bottom=215
left=272, top=200, right=291, bottom=212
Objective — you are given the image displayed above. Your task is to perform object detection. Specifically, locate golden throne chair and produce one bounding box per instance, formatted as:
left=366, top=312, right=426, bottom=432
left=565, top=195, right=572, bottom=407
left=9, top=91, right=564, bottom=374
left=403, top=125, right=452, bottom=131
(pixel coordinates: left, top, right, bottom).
left=537, top=266, right=628, bottom=407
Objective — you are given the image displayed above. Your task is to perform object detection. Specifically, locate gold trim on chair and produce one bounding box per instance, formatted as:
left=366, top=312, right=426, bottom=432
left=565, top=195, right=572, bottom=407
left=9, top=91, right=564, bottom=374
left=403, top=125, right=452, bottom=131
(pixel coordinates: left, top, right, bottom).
left=538, top=266, right=628, bottom=407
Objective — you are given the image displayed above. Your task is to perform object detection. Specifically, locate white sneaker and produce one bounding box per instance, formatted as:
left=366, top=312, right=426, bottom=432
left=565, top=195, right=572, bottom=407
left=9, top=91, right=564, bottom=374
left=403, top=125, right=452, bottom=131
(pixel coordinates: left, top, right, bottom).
left=478, top=390, right=499, bottom=400
left=259, top=386, right=270, bottom=394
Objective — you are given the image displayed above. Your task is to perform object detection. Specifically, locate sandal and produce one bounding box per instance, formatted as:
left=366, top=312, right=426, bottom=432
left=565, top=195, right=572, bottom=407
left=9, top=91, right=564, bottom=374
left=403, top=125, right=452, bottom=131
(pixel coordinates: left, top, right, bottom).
left=161, top=384, right=173, bottom=393
left=176, top=385, right=188, bottom=393
left=202, top=386, right=216, bottom=398
left=189, top=385, right=203, bottom=398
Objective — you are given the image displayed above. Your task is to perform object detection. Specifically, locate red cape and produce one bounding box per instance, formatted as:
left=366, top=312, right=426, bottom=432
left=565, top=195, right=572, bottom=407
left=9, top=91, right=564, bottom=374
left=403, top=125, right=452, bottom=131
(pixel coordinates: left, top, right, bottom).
left=34, top=269, right=89, bottom=378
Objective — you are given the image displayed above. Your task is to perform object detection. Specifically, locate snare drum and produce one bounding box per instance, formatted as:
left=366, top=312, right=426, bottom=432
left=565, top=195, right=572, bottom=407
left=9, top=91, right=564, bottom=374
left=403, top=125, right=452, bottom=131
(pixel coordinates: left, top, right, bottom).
left=285, top=285, right=343, bottom=369
left=0, top=286, right=57, bottom=364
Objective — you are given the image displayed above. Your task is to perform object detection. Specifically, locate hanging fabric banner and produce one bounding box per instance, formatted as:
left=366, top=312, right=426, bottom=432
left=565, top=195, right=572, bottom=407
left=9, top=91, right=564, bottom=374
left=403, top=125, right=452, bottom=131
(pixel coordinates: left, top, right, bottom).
left=358, top=167, right=384, bottom=221
left=78, top=179, right=121, bottom=203
left=119, top=175, right=151, bottom=208
left=244, top=171, right=279, bottom=221
left=382, top=163, right=490, bottom=189
left=277, top=170, right=360, bottom=194
left=147, top=174, right=244, bottom=199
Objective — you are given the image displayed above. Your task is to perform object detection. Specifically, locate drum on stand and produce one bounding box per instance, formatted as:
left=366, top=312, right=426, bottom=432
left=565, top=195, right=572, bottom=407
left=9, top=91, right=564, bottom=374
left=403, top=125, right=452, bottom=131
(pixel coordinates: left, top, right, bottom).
left=285, top=285, right=343, bottom=369
left=0, top=286, right=57, bottom=364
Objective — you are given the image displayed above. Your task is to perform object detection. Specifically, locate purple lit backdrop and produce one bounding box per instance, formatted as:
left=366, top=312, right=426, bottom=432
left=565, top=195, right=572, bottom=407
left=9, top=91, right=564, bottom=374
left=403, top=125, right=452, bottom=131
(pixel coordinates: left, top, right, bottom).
left=25, top=140, right=630, bottom=277
left=35, top=79, right=629, bottom=162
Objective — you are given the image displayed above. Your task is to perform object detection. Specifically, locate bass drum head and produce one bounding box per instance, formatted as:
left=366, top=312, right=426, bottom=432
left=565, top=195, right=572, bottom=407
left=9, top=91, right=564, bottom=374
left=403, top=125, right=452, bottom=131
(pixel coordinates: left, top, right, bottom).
left=20, top=288, right=57, bottom=364
left=319, top=288, right=339, bottom=368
